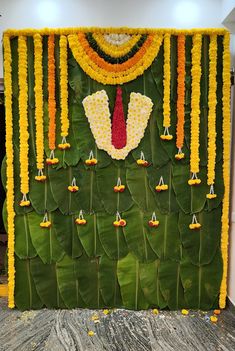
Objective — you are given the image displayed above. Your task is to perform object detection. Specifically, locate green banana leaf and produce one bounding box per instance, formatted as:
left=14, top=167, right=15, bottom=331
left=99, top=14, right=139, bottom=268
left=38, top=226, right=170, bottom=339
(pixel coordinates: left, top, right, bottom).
left=146, top=212, right=181, bottom=261
left=148, top=162, right=179, bottom=214
left=15, top=255, right=43, bottom=310
left=159, top=260, right=186, bottom=310
left=178, top=206, right=222, bottom=265
left=30, top=256, right=66, bottom=308
left=215, top=36, right=223, bottom=163
left=53, top=210, right=83, bottom=258
left=96, top=162, right=133, bottom=214
left=56, top=254, right=86, bottom=308
left=27, top=211, right=65, bottom=264
left=97, top=212, right=129, bottom=260
left=15, top=214, right=37, bottom=259
left=48, top=165, right=80, bottom=214
left=126, top=163, right=156, bottom=212
left=76, top=254, right=105, bottom=308
left=172, top=164, right=207, bottom=214
left=139, top=259, right=167, bottom=308
left=117, top=252, right=149, bottom=310
left=122, top=206, right=157, bottom=263
left=180, top=248, right=223, bottom=310
left=76, top=213, right=104, bottom=257
left=99, top=254, right=122, bottom=307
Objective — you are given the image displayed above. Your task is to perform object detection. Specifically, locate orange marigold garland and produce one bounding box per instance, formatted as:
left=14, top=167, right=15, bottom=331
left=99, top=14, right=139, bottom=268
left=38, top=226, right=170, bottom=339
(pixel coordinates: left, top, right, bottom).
left=206, top=34, right=217, bottom=199
left=47, top=34, right=59, bottom=165
left=175, top=34, right=186, bottom=160
left=18, top=36, right=30, bottom=206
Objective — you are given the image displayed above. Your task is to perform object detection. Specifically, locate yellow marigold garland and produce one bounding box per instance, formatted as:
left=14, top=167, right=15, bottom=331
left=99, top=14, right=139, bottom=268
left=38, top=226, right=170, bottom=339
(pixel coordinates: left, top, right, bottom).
left=34, top=34, right=44, bottom=171
left=163, top=33, right=171, bottom=129
left=176, top=34, right=186, bottom=156
left=207, top=35, right=217, bottom=193
left=18, top=36, right=30, bottom=199
left=190, top=34, right=202, bottom=177
left=48, top=34, right=56, bottom=151
left=219, top=33, right=231, bottom=309
left=92, top=33, right=141, bottom=58
left=59, top=35, right=69, bottom=138
left=68, top=34, right=163, bottom=85
left=3, top=35, right=15, bottom=308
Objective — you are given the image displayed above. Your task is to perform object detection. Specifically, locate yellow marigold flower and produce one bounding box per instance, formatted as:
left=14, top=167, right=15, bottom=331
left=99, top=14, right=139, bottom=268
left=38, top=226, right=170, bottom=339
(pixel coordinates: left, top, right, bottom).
left=19, top=200, right=31, bottom=207
left=210, top=316, right=218, bottom=323
left=152, top=308, right=159, bottom=315
left=160, top=134, right=173, bottom=141
left=175, top=153, right=185, bottom=160
left=206, top=193, right=217, bottom=199
left=88, top=331, right=95, bottom=336
left=181, top=309, right=189, bottom=315
left=40, top=221, right=51, bottom=228
left=103, top=309, right=109, bottom=315
left=35, top=175, right=47, bottom=182
left=188, top=179, right=201, bottom=186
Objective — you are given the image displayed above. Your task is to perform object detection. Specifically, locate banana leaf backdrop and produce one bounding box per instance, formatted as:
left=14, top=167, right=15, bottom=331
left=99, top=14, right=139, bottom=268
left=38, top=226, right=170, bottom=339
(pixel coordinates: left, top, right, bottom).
left=2, top=28, right=231, bottom=310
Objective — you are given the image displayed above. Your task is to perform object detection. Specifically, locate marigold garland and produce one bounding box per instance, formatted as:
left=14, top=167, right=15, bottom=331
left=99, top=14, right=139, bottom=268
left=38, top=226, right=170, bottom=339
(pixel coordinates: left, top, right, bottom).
left=219, top=33, right=231, bottom=309
left=18, top=36, right=30, bottom=197
left=163, top=33, right=171, bottom=128
left=48, top=34, right=56, bottom=151
left=59, top=35, right=69, bottom=138
left=92, top=33, right=141, bottom=58
left=34, top=34, right=44, bottom=171
left=68, top=34, right=163, bottom=85
left=176, top=35, right=186, bottom=152
left=3, top=35, right=15, bottom=308
left=190, top=34, right=202, bottom=175
left=207, top=35, right=217, bottom=187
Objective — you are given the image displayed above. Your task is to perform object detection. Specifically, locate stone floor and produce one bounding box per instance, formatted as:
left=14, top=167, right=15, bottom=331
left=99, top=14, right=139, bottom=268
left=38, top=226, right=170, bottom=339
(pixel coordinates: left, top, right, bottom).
left=0, top=297, right=235, bottom=351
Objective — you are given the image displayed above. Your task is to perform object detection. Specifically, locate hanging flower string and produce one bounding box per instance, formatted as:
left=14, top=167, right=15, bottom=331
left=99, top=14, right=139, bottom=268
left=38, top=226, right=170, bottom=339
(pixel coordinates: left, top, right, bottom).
left=47, top=34, right=59, bottom=165
left=75, top=210, right=87, bottom=225
left=207, top=34, right=217, bottom=199
left=148, top=212, right=160, bottom=228
left=58, top=35, right=70, bottom=149
left=4, top=34, right=15, bottom=308
left=137, top=151, right=149, bottom=167
left=161, top=33, right=173, bottom=141
left=113, top=211, right=126, bottom=227
left=175, top=34, right=186, bottom=160
left=155, top=176, right=168, bottom=192
left=114, top=177, right=125, bottom=192
left=219, top=33, right=231, bottom=309
left=40, top=212, right=51, bottom=228
left=85, top=150, right=98, bottom=165
left=34, top=34, right=45, bottom=181
left=68, top=177, right=79, bottom=192
left=189, top=34, right=202, bottom=184
left=18, top=36, right=30, bottom=207
left=189, top=214, right=201, bottom=230
left=188, top=172, right=201, bottom=186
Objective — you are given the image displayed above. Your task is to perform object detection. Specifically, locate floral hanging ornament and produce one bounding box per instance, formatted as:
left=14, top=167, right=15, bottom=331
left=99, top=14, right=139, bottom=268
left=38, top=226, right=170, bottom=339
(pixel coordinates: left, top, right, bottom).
left=40, top=212, right=51, bottom=228
left=68, top=177, right=79, bottom=192
left=19, top=193, right=31, bottom=207
left=136, top=151, right=149, bottom=167
left=155, top=176, right=168, bottom=192
left=160, top=127, right=173, bottom=141
left=113, top=177, right=125, bottom=192
left=206, top=184, right=217, bottom=199
left=35, top=169, right=47, bottom=182
left=148, top=212, right=160, bottom=228
left=113, top=211, right=126, bottom=227
left=46, top=150, right=59, bottom=165
left=189, top=214, right=201, bottom=230
left=175, top=147, right=185, bottom=160
left=188, top=172, right=201, bottom=186
left=75, top=210, right=87, bottom=225
left=58, top=136, right=70, bottom=150
left=85, top=150, right=98, bottom=166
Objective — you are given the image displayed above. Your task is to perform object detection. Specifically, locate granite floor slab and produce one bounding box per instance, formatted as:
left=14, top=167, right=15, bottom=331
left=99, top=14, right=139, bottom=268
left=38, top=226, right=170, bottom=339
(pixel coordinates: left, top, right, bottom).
left=0, top=297, right=235, bottom=351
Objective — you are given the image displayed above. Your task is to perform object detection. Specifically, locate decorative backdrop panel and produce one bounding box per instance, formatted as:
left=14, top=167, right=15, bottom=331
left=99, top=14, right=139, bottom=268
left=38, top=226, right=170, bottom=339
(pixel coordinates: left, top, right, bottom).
left=2, top=27, right=231, bottom=310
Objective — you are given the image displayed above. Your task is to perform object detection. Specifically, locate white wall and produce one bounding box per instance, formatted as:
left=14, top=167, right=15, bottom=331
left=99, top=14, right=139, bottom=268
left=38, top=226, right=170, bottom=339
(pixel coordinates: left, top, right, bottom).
left=1, top=0, right=235, bottom=305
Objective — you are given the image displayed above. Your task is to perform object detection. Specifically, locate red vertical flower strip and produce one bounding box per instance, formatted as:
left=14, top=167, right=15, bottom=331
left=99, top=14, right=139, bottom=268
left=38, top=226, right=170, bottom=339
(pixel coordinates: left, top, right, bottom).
left=48, top=34, right=56, bottom=151
left=111, top=86, right=127, bottom=149
left=176, top=35, right=186, bottom=150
